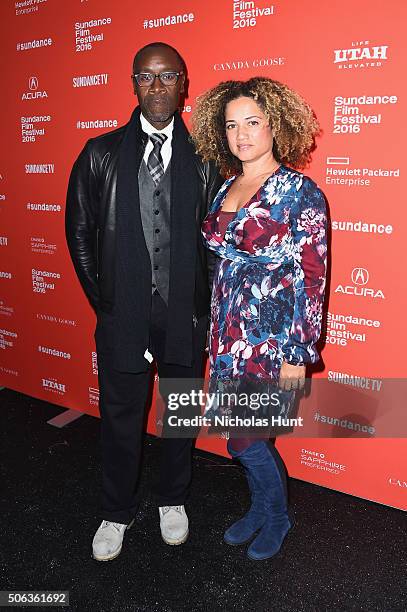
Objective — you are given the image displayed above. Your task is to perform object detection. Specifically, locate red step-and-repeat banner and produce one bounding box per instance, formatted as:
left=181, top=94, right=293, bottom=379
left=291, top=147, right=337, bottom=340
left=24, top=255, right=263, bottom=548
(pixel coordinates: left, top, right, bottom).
left=1, top=0, right=406, bottom=510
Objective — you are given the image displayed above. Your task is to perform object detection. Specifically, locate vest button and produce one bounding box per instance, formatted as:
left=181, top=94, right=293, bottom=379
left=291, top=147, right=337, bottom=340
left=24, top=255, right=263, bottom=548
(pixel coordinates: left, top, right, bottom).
left=154, top=209, right=160, bottom=215
left=154, top=247, right=160, bottom=253
left=155, top=190, right=160, bottom=196
left=154, top=265, right=159, bottom=270
left=155, top=228, right=160, bottom=233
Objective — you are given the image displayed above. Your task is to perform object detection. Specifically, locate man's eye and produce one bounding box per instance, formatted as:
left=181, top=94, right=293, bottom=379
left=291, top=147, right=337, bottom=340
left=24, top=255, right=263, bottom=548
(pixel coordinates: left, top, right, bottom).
left=139, top=74, right=152, bottom=83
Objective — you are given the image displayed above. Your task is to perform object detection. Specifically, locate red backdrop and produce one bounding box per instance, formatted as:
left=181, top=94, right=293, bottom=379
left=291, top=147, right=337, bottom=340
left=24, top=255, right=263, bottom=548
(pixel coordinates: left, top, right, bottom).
left=1, top=0, right=406, bottom=510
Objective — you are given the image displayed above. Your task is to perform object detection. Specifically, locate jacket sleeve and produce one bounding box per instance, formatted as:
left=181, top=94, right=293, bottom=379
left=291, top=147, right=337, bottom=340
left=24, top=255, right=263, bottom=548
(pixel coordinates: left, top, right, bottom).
left=65, top=140, right=100, bottom=311
left=281, top=177, right=328, bottom=365
left=205, top=160, right=224, bottom=289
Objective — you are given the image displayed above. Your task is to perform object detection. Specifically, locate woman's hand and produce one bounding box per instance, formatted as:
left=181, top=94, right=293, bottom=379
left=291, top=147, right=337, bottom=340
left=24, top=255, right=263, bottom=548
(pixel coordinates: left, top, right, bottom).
left=278, top=361, right=306, bottom=391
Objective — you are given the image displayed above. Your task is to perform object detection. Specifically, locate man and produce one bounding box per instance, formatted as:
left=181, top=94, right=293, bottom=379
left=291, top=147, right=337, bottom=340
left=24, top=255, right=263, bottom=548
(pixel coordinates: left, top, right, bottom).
left=65, top=43, right=222, bottom=561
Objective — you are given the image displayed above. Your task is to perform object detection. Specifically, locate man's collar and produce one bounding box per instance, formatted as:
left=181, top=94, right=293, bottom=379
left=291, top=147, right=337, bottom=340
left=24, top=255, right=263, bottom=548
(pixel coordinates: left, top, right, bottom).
left=140, top=112, right=174, bottom=138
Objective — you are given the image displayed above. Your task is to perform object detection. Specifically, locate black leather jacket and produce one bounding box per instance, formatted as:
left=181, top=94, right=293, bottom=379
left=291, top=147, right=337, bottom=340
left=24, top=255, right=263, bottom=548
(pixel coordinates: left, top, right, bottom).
left=65, top=109, right=223, bottom=316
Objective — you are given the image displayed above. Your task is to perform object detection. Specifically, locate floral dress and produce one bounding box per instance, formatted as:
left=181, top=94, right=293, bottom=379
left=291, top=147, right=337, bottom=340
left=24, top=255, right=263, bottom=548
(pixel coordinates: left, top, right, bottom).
left=202, top=165, right=327, bottom=397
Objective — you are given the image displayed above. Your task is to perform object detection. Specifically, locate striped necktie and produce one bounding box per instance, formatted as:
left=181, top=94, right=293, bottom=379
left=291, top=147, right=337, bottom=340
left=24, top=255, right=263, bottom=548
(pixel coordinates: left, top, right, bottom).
left=147, top=133, right=167, bottom=185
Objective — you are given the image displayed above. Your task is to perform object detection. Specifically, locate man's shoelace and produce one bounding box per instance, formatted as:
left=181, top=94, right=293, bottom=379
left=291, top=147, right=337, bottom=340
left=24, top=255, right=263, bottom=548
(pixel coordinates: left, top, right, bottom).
left=101, top=520, right=124, bottom=532
left=161, top=506, right=183, bottom=515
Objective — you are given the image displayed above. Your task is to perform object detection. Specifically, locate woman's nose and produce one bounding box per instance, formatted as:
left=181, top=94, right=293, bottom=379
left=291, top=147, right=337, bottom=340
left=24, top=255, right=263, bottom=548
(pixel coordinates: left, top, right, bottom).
left=236, top=127, right=248, bottom=140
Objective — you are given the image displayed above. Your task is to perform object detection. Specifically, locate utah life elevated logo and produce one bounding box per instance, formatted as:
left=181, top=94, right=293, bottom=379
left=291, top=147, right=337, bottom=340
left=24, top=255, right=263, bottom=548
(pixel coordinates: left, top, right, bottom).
left=335, top=268, right=385, bottom=299
left=22, top=76, right=48, bottom=100
left=334, top=41, right=388, bottom=70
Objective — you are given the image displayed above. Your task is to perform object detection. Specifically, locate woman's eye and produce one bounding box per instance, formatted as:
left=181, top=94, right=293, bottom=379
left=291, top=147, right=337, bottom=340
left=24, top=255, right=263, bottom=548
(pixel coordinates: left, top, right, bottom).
left=226, top=124, right=236, bottom=130
left=248, top=120, right=259, bottom=126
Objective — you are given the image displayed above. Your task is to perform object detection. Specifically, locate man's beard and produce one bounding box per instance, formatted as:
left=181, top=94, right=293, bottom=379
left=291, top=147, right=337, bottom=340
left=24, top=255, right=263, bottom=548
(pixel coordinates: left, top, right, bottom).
left=144, top=97, right=172, bottom=124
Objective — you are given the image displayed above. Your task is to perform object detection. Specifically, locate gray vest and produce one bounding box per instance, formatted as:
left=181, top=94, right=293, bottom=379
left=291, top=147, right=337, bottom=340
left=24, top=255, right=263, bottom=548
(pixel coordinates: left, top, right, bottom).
left=138, top=159, right=171, bottom=303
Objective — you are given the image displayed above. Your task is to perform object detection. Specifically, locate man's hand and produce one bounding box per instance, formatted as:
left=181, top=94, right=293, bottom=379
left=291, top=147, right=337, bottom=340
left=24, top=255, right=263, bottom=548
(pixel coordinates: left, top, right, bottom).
left=278, top=361, right=306, bottom=391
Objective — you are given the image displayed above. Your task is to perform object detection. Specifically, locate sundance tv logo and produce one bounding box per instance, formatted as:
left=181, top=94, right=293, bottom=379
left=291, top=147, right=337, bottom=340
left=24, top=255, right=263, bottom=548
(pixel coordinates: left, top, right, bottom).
left=22, top=76, right=48, bottom=100
left=335, top=268, right=385, bottom=299
left=334, top=41, right=388, bottom=70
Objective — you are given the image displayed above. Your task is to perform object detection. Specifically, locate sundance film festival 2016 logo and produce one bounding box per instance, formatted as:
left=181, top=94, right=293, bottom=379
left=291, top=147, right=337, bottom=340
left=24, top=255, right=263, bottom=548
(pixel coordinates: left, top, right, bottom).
left=232, top=1, right=275, bottom=29
left=22, top=76, right=48, bottom=101
left=335, top=268, right=385, bottom=300
left=334, top=41, right=388, bottom=70
left=325, top=311, right=381, bottom=348
left=21, top=114, right=51, bottom=143
left=325, top=156, right=400, bottom=187
left=74, top=17, right=112, bottom=52
left=16, top=0, right=47, bottom=17
left=92, top=352, right=98, bottom=375
left=0, top=328, right=17, bottom=350
left=32, top=268, right=61, bottom=294
left=333, top=94, right=398, bottom=135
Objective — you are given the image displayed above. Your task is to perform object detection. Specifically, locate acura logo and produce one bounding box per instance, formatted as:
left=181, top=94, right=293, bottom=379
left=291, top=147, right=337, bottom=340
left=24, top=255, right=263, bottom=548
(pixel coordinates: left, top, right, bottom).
left=29, top=76, right=38, bottom=91
left=351, top=268, right=369, bottom=285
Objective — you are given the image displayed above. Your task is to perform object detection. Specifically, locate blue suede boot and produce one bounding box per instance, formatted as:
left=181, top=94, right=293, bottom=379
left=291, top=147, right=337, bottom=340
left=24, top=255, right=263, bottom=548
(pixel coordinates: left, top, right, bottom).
left=224, top=441, right=267, bottom=545
left=236, top=441, right=292, bottom=561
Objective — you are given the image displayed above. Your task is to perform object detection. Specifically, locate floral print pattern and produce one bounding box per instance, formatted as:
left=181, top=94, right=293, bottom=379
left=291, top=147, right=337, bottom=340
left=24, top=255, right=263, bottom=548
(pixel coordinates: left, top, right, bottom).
left=202, top=165, right=327, bottom=384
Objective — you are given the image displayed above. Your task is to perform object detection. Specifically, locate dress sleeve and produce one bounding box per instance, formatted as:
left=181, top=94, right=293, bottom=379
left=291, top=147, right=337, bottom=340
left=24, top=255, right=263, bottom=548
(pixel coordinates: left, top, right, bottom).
left=281, top=177, right=328, bottom=365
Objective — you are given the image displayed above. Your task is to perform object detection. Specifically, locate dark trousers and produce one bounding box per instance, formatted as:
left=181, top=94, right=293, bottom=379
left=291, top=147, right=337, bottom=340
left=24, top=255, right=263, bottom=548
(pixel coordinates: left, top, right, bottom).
left=95, top=292, right=207, bottom=524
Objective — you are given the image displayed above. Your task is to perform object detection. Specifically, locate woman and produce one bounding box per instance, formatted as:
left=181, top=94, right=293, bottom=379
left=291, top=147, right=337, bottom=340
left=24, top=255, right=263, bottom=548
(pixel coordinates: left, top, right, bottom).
left=191, top=78, right=327, bottom=561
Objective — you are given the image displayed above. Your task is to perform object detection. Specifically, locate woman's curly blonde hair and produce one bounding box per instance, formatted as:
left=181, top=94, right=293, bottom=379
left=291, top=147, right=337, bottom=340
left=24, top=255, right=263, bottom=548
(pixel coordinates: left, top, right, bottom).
left=191, top=77, right=321, bottom=175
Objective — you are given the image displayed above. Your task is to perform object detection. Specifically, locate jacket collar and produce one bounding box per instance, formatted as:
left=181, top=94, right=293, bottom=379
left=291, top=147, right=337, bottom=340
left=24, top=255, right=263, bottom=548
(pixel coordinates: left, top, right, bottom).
left=128, top=106, right=191, bottom=150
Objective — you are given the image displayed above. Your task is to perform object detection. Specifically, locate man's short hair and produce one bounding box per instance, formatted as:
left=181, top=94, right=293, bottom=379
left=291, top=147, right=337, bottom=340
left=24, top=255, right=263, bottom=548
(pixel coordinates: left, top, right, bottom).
left=133, top=42, right=186, bottom=73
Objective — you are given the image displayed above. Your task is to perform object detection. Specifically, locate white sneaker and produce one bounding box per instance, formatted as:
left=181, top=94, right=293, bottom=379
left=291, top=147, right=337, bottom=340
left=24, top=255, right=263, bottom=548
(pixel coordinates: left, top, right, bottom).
left=159, top=505, right=189, bottom=545
left=92, top=518, right=134, bottom=561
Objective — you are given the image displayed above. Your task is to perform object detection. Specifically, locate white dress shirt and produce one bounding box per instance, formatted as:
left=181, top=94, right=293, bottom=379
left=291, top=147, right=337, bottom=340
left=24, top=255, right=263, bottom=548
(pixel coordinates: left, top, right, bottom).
left=140, top=112, right=174, bottom=172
